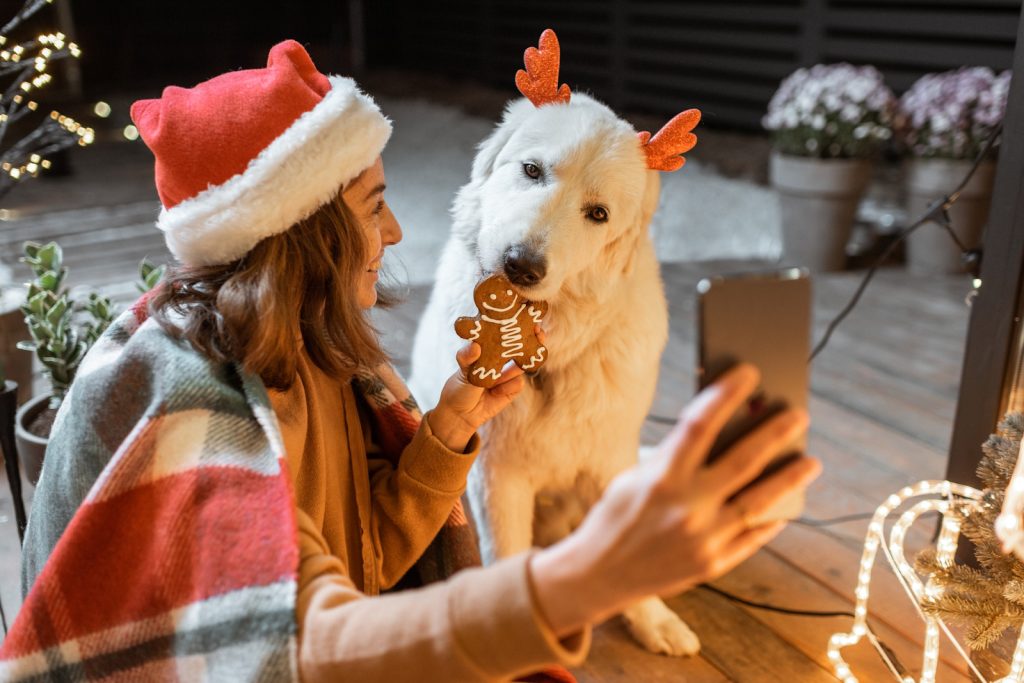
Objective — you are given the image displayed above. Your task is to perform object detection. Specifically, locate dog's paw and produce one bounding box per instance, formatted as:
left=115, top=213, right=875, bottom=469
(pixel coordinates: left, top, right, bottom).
left=621, top=598, right=701, bottom=657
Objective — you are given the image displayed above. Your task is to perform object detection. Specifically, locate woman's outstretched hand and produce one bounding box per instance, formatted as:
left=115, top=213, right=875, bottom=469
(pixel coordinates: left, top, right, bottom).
left=427, top=326, right=547, bottom=453
left=528, top=363, right=821, bottom=638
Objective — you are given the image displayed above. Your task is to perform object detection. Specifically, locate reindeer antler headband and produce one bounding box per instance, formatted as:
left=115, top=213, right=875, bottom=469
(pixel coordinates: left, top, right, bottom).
left=516, top=29, right=701, bottom=171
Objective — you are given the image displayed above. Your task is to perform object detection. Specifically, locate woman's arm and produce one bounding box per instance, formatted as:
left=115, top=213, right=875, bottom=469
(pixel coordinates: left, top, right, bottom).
left=361, top=342, right=530, bottom=588
left=296, top=509, right=586, bottom=683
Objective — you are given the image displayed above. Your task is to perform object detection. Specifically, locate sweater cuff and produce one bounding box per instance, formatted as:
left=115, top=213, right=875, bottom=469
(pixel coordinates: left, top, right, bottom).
left=448, top=552, right=591, bottom=679
left=400, top=411, right=481, bottom=494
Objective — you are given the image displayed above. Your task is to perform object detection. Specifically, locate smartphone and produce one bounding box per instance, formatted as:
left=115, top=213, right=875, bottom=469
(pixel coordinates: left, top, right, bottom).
left=696, top=267, right=811, bottom=522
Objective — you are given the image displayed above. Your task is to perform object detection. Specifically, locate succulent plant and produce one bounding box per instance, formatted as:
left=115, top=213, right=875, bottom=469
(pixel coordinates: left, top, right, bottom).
left=17, top=242, right=84, bottom=407
left=137, top=258, right=167, bottom=294
left=84, top=291, right=115, bottom=346
left=17, top=241, right=116, bottom=409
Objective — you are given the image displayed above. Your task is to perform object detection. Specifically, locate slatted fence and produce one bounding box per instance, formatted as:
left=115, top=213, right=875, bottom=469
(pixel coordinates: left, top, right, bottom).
left=380, top=0, right=1020, bottom=128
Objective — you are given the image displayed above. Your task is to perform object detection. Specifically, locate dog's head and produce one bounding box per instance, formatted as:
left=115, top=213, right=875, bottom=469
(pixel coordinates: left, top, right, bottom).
left=454, top=30, right=699, bottom=303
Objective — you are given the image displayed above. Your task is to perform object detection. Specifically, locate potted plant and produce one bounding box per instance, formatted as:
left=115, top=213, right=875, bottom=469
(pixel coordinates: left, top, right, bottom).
left=898, top=67, right=1011, bottom=275
left=0, top=358, right=27, bottom=541
left=15, top=241, right=114, bottom=484
left=763, top=64, right=897, bottom=271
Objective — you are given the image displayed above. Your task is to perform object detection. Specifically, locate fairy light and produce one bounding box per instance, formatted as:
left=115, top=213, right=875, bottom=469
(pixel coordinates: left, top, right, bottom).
left=0, top=6, right=91, bottom=198
left=94, top=101, right=111, bottom=118
left=123, top=125, right=139, bottom=141
left=828, top=480, right=994, bottom=683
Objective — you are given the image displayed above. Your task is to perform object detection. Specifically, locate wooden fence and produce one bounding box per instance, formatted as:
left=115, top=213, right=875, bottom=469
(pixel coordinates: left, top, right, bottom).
left=378, top=0, right=1020, bottom=129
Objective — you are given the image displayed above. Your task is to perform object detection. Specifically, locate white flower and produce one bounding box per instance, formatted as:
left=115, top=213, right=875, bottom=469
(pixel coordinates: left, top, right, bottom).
left=931, top=114, right=952, bottom=133
left=840, top=104, right=861, bottom=123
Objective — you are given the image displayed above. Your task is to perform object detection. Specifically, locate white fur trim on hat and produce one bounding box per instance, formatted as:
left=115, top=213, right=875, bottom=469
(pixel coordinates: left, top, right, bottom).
left=156, top=76, right=392, bottom=267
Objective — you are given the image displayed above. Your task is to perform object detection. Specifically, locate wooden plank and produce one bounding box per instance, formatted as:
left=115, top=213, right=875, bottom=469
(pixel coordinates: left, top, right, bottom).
left=628, top=48, right=798, bottom=81
left=667, top=587, right=836, bottom=682
left=571, top=620, right=731, bottom=683
left=823, top=37, right=1014, bottom=71
left=712, top=548, right=971, bottom=682
left=629, top=3, right=804, bottom=27
left=626, top=25, right=801, bottom=56
left=825, top=8, right=1019, bottom=41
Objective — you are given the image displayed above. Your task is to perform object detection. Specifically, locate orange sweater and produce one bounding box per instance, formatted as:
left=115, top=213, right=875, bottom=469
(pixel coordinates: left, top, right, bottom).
left=269, top=349, right=590, bottom=682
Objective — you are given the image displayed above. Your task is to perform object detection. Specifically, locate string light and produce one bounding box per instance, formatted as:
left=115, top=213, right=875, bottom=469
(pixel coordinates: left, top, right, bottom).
left=123, top=125, right=139, bottom=141
left=94, top=101, right=111, bottom=118
left=0, top=2, right=92, bottom=200
left=825, top=480, right=1024, bottom=683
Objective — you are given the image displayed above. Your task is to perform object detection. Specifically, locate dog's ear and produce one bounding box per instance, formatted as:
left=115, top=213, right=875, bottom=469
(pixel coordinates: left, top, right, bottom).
left=614, top=170, right=662, bottom=276
left=471, top=122, right=517, bottom=183
left=640, top=169, right=662, bottom=232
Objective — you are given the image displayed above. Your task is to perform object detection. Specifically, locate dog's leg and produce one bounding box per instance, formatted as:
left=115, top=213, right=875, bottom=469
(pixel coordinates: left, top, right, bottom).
left=467, top=464, right=536, bottom=565
left=621, top=597, right=701, bottom=657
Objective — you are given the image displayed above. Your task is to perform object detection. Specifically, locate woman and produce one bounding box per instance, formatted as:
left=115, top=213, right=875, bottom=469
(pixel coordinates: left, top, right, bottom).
left=7, top=42, right=819, bottom=682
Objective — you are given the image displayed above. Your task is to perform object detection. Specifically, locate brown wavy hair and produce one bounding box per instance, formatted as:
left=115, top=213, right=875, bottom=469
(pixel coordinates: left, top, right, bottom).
left=149, top=191, right=397, bottom=390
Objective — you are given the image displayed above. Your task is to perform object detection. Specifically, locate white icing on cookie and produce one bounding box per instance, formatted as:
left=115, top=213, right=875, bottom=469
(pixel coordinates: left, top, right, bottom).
left=521, top=346, right=546, bottom=370
left=482, top=294, right=519, bottom=313
left=472, top=366, right=502, bottom=381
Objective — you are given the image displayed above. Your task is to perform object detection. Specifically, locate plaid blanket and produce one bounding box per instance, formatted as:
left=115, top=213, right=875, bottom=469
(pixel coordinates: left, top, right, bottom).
left=0, top=297, right=508, bottom=681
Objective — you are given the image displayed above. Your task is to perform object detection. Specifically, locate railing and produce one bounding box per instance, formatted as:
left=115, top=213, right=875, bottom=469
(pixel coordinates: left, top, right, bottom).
left=386, top=0, right=1020, bottom=128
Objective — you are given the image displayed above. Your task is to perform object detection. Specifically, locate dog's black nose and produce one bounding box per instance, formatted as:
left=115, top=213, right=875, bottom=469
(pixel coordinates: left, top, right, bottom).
left=503, top=246, right=546, bottom=286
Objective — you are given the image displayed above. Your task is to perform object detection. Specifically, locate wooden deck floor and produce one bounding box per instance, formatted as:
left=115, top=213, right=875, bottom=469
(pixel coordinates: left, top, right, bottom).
left=376, top=264, right=975, bottom=683
left=0, top=140, right=977, bottom=680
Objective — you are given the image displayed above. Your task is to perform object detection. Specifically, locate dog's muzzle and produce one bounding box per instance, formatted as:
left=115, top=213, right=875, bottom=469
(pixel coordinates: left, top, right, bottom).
left=503, top=245, right=547, bottom=287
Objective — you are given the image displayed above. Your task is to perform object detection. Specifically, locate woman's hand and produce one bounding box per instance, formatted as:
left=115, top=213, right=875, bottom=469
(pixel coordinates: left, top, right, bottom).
left=427, top=326, right=546, bottom=452
left=528, top=364, right=821, bottom=638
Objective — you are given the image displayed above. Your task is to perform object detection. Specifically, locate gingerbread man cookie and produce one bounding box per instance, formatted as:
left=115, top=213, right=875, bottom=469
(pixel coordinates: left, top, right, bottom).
left=455, top=274, right=549, bottom=388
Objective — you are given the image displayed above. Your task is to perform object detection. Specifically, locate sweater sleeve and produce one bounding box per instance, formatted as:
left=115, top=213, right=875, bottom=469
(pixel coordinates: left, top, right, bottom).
left=360, top=405, right=482, bottom=589
left=296, top=509, right=591, bottom=683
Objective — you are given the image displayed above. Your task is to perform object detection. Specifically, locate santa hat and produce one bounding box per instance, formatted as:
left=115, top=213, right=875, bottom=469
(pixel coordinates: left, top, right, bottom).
left=131, top=40, right=391, bottom=267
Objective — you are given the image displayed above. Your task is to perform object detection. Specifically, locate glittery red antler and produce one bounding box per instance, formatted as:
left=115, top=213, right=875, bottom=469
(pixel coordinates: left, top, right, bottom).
left=516, top=29, right=571, bottom=107
left=637, top=109, right=701, bottom=171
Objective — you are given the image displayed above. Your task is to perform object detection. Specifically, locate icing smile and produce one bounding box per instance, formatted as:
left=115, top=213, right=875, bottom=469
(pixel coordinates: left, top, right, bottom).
left=482, top=292, right=519, bottom=312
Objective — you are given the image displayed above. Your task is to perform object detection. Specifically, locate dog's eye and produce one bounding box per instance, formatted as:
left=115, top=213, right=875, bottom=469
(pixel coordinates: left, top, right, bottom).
left=523, top=163, right=541, bottom=180
left=587, top=206, right=609, bottom=222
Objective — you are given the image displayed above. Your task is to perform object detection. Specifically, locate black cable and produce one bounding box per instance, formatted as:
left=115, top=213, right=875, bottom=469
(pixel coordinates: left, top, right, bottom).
left=702, top=583, right=855, bottom=618
left=809, top=121, right=1003, bottom=362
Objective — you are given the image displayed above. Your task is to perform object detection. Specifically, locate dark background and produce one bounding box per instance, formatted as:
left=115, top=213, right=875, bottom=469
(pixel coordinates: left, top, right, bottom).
left=6, top=0, right=1020, bottom=130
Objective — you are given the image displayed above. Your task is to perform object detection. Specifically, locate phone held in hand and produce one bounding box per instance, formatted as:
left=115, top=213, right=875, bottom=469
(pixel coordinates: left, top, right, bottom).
left=697, top=267, right=812, bottom=523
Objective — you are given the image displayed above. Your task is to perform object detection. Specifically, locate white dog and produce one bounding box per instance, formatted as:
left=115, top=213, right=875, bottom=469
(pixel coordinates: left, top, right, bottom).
left=409, top=32, right=701, bottom=657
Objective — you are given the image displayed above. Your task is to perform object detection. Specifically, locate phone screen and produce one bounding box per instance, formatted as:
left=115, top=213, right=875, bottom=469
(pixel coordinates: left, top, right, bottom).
left=697, top=268, right=811, bottom=512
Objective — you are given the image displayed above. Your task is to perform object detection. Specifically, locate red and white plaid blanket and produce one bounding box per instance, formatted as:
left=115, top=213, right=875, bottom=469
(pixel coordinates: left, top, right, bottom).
left=2, top=298, right=575, bottom=682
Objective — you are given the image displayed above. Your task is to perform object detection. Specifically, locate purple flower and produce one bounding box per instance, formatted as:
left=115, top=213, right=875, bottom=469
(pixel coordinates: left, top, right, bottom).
left=899, top=67, right=1011, bottom=158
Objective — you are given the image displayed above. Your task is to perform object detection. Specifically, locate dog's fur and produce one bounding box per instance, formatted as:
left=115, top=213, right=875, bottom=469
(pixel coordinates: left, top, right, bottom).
left=409, top=94, right=700, bottom=656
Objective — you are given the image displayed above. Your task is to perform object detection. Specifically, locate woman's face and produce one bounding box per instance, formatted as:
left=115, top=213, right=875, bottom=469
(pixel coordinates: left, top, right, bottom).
left=342, top=156, right=401, bottom=308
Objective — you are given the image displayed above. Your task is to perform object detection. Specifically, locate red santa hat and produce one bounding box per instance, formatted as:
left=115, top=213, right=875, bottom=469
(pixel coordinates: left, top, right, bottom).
left=131, top=40, right=391, bottom=267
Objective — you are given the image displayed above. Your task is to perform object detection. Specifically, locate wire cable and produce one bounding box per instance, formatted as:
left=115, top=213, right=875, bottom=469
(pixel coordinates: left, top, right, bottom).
left=702, top=583, right=856, bottom=618
left=809, top=121, right=1003, bottom=362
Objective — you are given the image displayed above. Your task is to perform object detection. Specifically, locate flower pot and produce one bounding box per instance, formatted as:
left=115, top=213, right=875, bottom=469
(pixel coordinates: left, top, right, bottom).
left=905, top=158, right=996, bottom=276
left=0, top=380, right=27, bottom=540
left=771, top=152, right=873, bottom=272
left=16, top=393, right=52, bottom=485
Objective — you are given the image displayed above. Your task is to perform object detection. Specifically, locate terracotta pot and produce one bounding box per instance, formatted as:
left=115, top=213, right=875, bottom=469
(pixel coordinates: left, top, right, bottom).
left=15, top=393, right=51, bottom=485
left=905, top=158, right=996, bottom=275
left=771, top=152, right=873, bottom=272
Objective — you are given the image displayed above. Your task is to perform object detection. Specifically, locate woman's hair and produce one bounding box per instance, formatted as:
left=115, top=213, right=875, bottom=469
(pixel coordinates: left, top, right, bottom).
left=149, top=191, right=397, bottom=390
